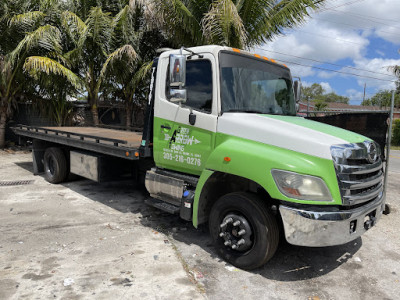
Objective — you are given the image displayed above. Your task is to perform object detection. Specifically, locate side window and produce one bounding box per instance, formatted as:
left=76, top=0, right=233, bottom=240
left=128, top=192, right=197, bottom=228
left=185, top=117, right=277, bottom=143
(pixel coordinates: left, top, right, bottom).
left=166, top=59, right=213, bottom=113
left=185, top=60, right=212, bottom=113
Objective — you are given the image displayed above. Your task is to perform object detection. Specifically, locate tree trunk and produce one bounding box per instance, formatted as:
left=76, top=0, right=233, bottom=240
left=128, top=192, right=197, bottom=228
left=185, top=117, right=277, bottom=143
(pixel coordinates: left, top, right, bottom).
left=126, top=104, right=132, bottom=129
left=91, top=105, right=99, bottom=126
left=0, top=108, right=7, bottom=149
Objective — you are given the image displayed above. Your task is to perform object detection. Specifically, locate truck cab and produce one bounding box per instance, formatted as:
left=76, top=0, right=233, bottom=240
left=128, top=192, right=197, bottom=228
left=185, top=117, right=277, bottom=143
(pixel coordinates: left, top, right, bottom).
left=145, top=45, right=385, bottom=269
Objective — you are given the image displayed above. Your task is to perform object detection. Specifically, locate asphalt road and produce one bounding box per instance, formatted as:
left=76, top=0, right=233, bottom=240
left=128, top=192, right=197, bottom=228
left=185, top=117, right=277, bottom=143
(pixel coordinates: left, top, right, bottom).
left=389, top=149, right=400, bottom=173
left=1, top=151, right=400, bottom=300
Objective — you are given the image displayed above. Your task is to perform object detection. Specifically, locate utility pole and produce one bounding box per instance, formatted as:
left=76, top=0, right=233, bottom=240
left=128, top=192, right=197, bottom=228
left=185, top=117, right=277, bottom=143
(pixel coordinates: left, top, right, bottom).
left=363, top=83, right=366, bottom=103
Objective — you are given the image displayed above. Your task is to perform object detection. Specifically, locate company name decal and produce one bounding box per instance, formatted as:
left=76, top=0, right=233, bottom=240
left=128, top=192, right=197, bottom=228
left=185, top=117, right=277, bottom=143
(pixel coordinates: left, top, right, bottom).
left=163, top=127, right=202, bottom=167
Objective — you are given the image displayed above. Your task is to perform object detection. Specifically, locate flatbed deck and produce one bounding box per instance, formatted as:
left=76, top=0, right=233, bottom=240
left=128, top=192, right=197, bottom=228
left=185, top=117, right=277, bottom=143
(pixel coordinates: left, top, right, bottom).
left=12, top=125, right=144, bottom=160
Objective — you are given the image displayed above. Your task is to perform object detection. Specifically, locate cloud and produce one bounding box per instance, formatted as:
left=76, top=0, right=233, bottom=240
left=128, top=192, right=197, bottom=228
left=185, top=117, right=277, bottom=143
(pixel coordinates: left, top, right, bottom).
left=327, top=0, right=400, bottom=45
left=346, top=89, right=366, bottom=104
left=320, top=82, right=334, bottom=94
left=318, top=71, right=337, bottom=79
left=257, top=17, right=370, bottom=79
left=253, top=0, right=400, bottom=100
left=350, top=57, right=400, bottom=90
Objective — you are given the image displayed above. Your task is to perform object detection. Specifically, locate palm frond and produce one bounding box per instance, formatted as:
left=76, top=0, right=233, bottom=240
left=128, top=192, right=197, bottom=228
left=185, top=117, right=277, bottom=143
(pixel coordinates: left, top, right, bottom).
left=132, top=60, right=153, bottom=87
left=112, top=5, right=132, bottom=29
left=24, top=56, right=82, bottom=89
left=112, top=5, right=140, bottom=44
left=100, top=44, right=138, bottom=81
left=202, top=0, right=247, bottom=48
left=83, top=7, right=113, bottom=54
left=262, top=0, right=323, bottom=43
left=388, top=65, right=400, bottom=78
left=151, top=0, right=203, bottom=46
left=61, top=11, right=87, bottom=45
left=9, top=25, right=62, bottom=64
left=9, top=11, right=45, bottom=31
left=64, top=48, right=81, bottom=66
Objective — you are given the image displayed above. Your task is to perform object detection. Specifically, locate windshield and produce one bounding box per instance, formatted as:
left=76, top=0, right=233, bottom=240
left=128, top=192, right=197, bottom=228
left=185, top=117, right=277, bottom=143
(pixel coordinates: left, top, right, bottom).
left=220, top=52, right=296, bottom=116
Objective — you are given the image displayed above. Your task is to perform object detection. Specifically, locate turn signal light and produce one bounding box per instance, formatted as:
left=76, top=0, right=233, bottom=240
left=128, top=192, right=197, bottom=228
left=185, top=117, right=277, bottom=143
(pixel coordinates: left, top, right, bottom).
left=224, top=157, right=231, bottom=162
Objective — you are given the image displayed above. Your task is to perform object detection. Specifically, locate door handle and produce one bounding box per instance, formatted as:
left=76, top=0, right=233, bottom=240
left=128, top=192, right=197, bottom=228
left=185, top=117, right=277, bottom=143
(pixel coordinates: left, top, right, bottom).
left=161, top=125, right=171, bottom=130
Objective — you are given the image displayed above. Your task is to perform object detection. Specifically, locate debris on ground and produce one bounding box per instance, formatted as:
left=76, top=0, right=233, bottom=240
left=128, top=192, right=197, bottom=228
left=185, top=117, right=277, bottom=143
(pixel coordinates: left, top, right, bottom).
left=225, top=265, right=239, bottom=272
left=63, top=278, right=74, bottom=286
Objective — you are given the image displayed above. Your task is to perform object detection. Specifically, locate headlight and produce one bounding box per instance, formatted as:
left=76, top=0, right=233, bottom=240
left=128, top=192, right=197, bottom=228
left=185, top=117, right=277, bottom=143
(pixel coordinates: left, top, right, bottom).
left=271, top=169, right=332, bottom=201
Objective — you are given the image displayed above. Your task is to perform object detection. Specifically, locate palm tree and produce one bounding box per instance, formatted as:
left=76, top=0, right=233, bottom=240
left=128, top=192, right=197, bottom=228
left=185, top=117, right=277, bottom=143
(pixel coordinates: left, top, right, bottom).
left=148, top=0, right=326, bottom=49
left=27, top=4, right=140, bottom=126
left=28, top=2, right=166, bottom=128
left=0, top=0, right=76, bottom=148
left=100, top=2, right=169, bottom=127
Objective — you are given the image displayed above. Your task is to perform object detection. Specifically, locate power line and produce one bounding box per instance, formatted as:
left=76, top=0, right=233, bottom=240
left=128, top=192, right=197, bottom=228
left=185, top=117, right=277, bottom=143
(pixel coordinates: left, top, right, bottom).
left=317, top=0, right=366, bottom=13
left=298, top=29, right=368, bottom=46
left=255, top=48, right=397, bottom=79
left=328, top=9, right=400, bottom=30
left=329, top=8, right=400, bottom=25
left=312, top=16, right=400, bottom=39
left=268, top=58, right=398, bottom=83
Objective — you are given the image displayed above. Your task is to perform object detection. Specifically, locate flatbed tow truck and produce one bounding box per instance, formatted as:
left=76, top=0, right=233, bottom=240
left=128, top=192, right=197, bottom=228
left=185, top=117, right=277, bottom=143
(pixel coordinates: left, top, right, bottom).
left=13, top=45, right=389, bottom=270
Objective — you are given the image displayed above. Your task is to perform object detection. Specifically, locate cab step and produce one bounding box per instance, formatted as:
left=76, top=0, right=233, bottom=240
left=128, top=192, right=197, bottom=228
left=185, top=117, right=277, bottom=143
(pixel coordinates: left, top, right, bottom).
left=145, top=197, right=180, bottom=214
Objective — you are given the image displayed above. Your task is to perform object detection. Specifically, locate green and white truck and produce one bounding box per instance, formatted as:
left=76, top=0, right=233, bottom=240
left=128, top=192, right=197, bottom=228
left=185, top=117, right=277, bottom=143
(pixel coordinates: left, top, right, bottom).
left=13, top=45, right=386, bottom=270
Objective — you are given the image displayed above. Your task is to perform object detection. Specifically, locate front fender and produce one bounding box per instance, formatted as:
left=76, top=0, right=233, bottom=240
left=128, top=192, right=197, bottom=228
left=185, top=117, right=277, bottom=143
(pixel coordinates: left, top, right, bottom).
left=201, top=133, right=341, bottom=206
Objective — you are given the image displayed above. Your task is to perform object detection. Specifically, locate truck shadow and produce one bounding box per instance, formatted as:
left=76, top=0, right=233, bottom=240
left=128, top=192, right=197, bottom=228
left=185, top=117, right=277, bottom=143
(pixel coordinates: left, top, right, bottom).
left=21, top=170, right=362, bottom=282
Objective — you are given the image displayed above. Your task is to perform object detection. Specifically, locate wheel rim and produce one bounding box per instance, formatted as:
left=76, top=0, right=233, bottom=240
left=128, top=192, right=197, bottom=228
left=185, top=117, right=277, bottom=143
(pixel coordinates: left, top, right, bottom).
left=219, top=213, right=253, bottom=252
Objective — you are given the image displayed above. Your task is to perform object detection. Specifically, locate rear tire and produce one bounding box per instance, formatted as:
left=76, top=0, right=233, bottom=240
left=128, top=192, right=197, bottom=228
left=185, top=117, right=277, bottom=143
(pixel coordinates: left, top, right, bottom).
left=43, top=147, right=68, bottom=184
left=209, top=192, right=279, bottom=270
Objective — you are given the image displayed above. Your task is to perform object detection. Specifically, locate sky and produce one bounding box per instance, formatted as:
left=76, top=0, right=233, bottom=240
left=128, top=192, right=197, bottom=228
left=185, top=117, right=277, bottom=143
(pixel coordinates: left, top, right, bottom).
left=257, top=0, right=400, bottom=105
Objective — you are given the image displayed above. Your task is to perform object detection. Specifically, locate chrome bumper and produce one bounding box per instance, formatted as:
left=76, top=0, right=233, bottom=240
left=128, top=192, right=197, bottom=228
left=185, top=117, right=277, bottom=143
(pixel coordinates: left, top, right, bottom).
left=279, top=194, right=385, bottom=247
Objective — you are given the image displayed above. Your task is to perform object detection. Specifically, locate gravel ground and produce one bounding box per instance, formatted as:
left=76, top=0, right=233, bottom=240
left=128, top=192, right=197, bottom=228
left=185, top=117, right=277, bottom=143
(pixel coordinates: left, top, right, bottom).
left=1, top=150, right=399, bottom=300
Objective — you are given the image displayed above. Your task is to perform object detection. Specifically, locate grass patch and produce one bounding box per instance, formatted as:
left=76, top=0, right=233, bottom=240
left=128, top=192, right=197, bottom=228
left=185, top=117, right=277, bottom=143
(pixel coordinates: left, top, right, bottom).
left=391, top=145, right=400, bottom=150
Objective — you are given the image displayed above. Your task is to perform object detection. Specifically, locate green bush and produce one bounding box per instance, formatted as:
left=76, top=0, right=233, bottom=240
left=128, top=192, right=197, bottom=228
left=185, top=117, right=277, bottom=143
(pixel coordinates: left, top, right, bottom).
left=393, top=119, right=400, bottom=146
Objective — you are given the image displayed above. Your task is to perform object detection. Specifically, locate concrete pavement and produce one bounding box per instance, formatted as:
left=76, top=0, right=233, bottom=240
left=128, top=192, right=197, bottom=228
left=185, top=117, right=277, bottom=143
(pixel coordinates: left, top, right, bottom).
left=0, top=151, right=204, bottom=300
left=389, top=149, right=400, bottom=173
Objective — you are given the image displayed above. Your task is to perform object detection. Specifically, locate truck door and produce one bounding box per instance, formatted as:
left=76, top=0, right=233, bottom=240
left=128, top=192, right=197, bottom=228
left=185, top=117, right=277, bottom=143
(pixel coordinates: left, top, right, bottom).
left=153, top=53, right=218, bottom=176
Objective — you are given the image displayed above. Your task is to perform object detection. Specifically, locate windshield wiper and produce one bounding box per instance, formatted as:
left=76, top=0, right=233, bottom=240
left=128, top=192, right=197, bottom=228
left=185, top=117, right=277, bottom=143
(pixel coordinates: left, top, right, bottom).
left=224, top=109, right=264, bottom=114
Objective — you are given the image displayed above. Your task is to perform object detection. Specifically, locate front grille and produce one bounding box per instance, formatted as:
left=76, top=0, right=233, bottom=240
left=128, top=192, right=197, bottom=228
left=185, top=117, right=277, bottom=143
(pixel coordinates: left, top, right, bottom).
left=331, top=141, right=384, bottom=206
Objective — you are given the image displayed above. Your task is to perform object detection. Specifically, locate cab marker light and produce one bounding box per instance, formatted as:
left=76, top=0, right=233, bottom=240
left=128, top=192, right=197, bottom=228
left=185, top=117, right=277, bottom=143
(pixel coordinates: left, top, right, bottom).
left=232, top=48, right=241, bottom=53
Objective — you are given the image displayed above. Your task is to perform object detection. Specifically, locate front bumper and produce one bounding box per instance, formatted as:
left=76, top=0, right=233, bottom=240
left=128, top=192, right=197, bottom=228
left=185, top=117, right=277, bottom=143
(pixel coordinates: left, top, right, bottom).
left=279, top=193, right=385, bottom=247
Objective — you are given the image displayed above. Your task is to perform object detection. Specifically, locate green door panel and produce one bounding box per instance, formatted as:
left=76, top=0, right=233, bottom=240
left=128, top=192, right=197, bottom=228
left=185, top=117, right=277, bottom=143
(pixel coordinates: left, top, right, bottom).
left=153, top=117, right=216, bottom=176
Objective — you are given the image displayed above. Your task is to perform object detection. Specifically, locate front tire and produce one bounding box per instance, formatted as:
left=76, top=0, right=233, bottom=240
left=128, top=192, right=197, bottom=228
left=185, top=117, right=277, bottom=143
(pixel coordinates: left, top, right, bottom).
left=43, top=147, right=68, bottom=184
left=209, top=192, right=279, bottom=270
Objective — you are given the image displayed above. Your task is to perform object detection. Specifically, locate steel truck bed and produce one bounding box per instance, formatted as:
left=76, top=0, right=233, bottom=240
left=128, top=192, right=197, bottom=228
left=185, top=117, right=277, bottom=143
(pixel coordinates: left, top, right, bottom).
left=12, top=125, right=143, bottom=160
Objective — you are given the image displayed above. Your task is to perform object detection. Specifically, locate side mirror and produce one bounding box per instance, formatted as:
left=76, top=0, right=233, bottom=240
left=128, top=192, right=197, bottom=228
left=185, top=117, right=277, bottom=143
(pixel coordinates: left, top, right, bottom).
left=293, top=80, right=302, bottom=103
left=169, top=54, right=187, bottom=104
left=170, top=89, right=187, bottom=103
left=169, top=54, right=186, bottom=88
